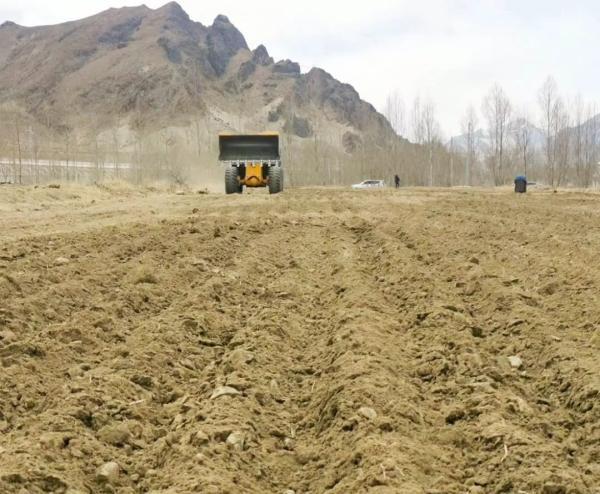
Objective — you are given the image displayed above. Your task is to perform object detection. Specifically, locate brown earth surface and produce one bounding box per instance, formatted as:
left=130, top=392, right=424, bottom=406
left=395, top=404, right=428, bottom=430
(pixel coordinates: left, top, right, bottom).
left=0, top=184, right=599, bottom=494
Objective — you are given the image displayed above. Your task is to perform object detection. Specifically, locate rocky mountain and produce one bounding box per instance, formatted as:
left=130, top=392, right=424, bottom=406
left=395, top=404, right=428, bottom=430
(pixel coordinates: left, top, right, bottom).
left=0, top=2, right=397, bottom=164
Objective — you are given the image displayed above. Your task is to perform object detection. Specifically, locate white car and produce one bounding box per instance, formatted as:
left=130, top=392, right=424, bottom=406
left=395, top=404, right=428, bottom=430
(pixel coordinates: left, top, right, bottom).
left=351, top=180, right=385, bottom=190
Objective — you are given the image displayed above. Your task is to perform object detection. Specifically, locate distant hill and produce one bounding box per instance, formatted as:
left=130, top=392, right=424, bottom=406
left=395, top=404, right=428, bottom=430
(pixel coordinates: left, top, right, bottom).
left=449, top=119, right=546, bottom=155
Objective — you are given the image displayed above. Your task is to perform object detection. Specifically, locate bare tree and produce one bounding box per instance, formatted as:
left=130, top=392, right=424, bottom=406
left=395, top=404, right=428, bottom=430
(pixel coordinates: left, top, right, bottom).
left=512, top=110, right=535, bottom=179
left=572, top=94, right=586, bottom=187
left=111, top=119, right=121, bottom=179
left=583, top=103, right=599, bottom=187
left=408, top=97, right=441, bottom=186
left=482, top=83, right=512, bottom=185
left=14, top=111, right=23, bottom=184
left=538, top=76, right=564, bottom=188
left=461, top=105, right=479, bottom=185
left=422, top=100, right=439, bottom=186
left=555, top=102, right=571, bottom=187
left=383, top=91, right=406, bottom=136
left=410, top=97, right=425, bottom=145
left=62, top=126, right=73, bottom=182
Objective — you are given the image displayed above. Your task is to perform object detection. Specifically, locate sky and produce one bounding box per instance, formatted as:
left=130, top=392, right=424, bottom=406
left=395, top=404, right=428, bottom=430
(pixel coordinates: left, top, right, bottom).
left=1, top=0, right=599, bottom=137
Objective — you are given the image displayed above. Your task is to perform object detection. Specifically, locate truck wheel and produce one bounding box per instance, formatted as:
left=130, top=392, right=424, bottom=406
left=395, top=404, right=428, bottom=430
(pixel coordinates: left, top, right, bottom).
left=225, top=166, right=240, bottom=195
left=268, top=166, right=283, bottom=194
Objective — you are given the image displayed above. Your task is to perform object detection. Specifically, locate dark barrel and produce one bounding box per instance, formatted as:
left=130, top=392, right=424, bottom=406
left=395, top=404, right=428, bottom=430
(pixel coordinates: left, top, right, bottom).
left=219, top=134, right=280, bottom=161
left=514, top=176, right=527, bottom=193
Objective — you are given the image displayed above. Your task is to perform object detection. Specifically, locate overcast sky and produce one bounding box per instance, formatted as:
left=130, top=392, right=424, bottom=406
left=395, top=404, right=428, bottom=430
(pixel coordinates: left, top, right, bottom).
left=1, top=0, right=599, bottom=136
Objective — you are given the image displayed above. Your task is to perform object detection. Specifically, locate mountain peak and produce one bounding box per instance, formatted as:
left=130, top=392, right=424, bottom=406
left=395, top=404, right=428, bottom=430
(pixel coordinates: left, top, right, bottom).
left=206, top=14, right=248, bottom=76
left=213, top=14, right=231, bottom=25
left=252, top=45, right=273, bottom=66
left=155, top=1, right=190, bottom=21
left=0, top=20, right=20, bottom=29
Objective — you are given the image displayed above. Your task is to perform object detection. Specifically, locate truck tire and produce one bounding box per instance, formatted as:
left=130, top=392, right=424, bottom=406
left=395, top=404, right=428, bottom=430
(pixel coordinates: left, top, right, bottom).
left=225, top=166, right=242, bottom=194
left=268, top=166, right=283, bottom=194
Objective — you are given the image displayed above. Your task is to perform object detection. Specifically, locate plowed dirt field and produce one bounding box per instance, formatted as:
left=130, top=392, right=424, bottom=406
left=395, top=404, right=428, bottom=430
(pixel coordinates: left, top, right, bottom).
left=1, top=185, right=599, bottom=494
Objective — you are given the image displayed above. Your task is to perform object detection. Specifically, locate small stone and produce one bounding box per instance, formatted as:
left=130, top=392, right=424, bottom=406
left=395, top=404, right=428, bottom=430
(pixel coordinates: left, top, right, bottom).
left=54, top=257, right=70, bottom=266
left=227, top=349, right=255, bottom=369
left=165, top=431, right=180, bottom=446
left=463, top=282, right=479, bottom=296
left=67, top=365, right=85, bottom=379
left=358, top=407, right=377, bottom=420
left=283, top=490, right=295, bottom=494
left=131, top=375, right=154, bottom=389
left=191, top=430, right=210, bottom=446
left=40, top=432, right=67, bottom=449
left=70, top=448, right=84, bottom=458
left=0, top=330, right=17, bottom=342
left=226, top=432, right=246, bottom=451
left=210, top=385, right=242, bottom=400
left=225, top=375, right=251, bottom=391
left=96, top=461, right=120, bottom=484
left=270, top=379, right=284, bottom=402
left=180, top=358, right=195, bottom=370
left=283, top=438, right=295, bottom=451
left=98, top=423, right=131, bottom=446
left=68, top=340, right=84, bottom=351
left=508, top=356, right=523, bottom=369
left=469, top=487, right=485, bottom=494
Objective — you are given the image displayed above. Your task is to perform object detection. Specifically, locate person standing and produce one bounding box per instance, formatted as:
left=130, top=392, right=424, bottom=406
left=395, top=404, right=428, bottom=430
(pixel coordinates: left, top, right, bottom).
left=394, top=174, right=400, bottom=189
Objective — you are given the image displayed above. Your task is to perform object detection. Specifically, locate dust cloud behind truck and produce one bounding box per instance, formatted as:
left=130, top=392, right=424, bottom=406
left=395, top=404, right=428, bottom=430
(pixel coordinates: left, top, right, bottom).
left=218, top=133, right=283, bottom=194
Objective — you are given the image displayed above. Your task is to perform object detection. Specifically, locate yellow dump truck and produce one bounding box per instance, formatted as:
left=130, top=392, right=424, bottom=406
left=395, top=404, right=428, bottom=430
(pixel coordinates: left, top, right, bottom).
left=219, top=132, right=283, bottom=194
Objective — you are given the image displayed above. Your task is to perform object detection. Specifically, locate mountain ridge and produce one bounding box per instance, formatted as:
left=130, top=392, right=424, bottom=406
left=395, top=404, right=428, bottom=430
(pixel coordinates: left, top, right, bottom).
left=0, top=2, right=397, bottom=157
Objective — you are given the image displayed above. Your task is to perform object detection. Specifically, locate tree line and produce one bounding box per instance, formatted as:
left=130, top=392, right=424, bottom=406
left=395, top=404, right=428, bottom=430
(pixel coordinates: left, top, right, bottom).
left=1, top=75, right=598, bottom=188
left=383, top=76, right=600, bottom=188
